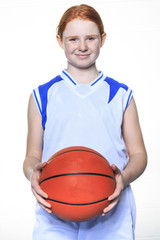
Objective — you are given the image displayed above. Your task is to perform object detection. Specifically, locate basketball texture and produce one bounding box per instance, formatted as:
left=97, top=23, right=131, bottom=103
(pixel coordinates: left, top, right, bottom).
left=40, top=146, right=116, bottom=222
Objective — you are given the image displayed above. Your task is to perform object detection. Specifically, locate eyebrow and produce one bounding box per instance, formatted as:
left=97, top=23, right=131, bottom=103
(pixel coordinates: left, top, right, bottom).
left=65, top=34, right=99, bottom=39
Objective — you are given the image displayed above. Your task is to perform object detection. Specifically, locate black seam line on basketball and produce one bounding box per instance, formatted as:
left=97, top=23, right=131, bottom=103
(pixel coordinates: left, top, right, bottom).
left=47, top=149, right=106, bottom=164
left=45, top=197, right=109, bottom=206
left=40, top=172, right=114, bottom=184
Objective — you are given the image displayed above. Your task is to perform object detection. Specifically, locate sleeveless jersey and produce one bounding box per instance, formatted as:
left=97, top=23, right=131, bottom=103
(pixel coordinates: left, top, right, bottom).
left=32, top=70, right=136, bottom=240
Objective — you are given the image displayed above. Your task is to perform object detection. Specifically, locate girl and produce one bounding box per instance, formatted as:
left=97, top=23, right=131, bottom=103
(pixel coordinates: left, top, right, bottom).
left=23, top=4, right=147, bottom=240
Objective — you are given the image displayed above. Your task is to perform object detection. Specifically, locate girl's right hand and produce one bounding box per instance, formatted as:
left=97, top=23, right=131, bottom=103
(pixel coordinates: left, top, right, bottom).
left=30, top=162, right=52, bottom=214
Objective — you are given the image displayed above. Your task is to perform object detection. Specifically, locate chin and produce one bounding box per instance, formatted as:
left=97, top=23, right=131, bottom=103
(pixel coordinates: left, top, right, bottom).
left=70, top=61, right=96, bottom=70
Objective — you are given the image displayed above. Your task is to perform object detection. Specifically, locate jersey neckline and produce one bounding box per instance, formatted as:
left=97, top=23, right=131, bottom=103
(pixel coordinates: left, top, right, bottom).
left=61, top=69, right=105, bottom=88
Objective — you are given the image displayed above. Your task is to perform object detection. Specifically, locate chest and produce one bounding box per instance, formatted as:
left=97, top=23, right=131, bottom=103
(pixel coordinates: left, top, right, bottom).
left=46, top=82, right=124, bottom=133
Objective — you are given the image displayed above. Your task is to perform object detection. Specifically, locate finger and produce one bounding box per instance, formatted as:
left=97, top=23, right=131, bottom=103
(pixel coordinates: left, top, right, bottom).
left=102, top=198, right=119, bottom=215
left=31, top=176, right=49, bottom=199
left=108, top=188, right=121, bottom=201
left=32, top=188, right=51, bottom=209
left=39, top=203, right=52, bottom=214
left=31, top=182, right=48, bottom=199
left=111, top=164, right=121, bottom=174
left=36, top=187, right=48, bottom=199
left=35, top=161, right=47, bottom=171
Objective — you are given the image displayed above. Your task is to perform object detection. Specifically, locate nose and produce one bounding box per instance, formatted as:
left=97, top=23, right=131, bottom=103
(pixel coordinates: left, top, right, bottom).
left=78, top=39, right=87, bottom=52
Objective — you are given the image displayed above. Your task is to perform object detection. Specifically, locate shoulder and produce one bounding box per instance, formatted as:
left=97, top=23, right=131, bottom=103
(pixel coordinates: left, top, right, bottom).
left=33, top=75, right=63, bottom=105
left=38, top=75, right=63, bottom=94
left=104, top=76, right=128, bottom=91
left=104, top=76, right=132, bottom=110
left=32, top=75, right=63, bottom=123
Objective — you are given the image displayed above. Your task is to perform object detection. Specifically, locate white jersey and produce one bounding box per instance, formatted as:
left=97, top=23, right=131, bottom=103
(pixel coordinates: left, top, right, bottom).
left=32, top=70, right=136, bottom=240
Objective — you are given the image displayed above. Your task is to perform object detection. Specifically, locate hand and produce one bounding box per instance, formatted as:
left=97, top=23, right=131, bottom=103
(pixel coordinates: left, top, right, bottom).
left=30, top=162, right=52, bottom=214
left=102, top=164, right=125, bottom=216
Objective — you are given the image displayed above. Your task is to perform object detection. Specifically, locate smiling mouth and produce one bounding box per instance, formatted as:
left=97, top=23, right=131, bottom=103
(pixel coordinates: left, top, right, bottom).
left=75, top=54, right=90, bottom=59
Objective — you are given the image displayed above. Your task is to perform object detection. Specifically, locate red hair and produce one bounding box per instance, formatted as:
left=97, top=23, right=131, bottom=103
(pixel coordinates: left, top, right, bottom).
left=57, top=4, right=105, bottom=39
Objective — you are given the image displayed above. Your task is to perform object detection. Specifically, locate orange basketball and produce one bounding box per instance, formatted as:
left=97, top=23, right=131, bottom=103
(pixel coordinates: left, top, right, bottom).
left=40, top=146, right=116, bottom=222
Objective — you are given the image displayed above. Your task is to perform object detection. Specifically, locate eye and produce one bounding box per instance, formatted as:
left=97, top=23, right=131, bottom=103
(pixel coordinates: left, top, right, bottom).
left=69, top=38, right=78, bottom=42
left=88, top=37, right=96, bottom=41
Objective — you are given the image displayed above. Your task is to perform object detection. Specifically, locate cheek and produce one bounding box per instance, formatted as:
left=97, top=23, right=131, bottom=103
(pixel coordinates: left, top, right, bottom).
left=90, top=41, right=101, bottom=51
left=64, top=42, right=76, bottom=53
left=63, top=44, right=75, bottom=60
left=93, top=44, right=101, bottom=56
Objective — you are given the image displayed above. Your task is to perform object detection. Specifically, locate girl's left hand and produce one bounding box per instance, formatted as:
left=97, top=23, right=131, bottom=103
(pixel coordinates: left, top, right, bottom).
left=102, top=164, right=125, bottom=216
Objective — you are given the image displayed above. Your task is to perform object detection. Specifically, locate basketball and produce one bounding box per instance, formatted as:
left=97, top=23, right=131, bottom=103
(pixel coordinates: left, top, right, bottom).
left=40, top=146, right=116, bottom=222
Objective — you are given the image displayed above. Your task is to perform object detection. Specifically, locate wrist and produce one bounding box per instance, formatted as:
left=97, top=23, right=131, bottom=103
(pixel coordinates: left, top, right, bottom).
left=121, top=171, right=130, bottom=188
left=28, top=168, right=34, bottom=182
left=23, top=156, right=39, bottom=182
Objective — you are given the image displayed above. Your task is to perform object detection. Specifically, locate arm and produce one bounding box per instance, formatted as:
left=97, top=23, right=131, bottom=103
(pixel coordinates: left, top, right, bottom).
left=102, top=97, right=147, bottom=215
left=122, top=97, right=147, bottom=186
left=23, top=94, right=52, bottom=213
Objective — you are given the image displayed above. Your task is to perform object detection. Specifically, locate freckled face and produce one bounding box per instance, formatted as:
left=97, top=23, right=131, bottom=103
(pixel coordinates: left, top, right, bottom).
left=58, top=19, right=105, bottom=69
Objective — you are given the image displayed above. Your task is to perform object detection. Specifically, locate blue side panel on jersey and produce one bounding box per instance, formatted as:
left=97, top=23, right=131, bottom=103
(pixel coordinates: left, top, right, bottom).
left=33, top=89, right=42, bottom=115
left=125, top=89, right=133, bottom=109
left=104, top=77, right=128, bottom=103
left=38, top=75, right=63, bottom=130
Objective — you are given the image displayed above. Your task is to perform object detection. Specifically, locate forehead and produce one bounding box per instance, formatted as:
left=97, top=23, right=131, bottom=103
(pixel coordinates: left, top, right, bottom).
left=63, top=19, right=100, bottom=37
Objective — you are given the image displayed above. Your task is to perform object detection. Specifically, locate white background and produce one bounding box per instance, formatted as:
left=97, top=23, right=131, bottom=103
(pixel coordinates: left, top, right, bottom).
left=0, top=0, right=160, bottom=239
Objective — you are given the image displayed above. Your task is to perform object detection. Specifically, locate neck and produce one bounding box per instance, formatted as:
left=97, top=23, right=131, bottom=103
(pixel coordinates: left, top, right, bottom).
left=66, top=64, right=100, bottom=84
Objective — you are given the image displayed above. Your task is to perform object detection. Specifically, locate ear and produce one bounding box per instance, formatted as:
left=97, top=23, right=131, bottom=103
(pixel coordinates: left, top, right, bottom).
left=101, top=33, right=107, bottom=47
left=56, top=35, right=64, bottom=49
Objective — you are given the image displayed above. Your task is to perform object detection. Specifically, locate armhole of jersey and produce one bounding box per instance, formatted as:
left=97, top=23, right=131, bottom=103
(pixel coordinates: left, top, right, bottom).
left=32, top=88, right=42, bottom=116
left=124, top=89, right=133, bottom=111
